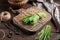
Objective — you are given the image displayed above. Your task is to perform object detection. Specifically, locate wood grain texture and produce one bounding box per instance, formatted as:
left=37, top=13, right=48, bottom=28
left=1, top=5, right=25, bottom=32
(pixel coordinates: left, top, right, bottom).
left=13, top=6, right=51, bottom=32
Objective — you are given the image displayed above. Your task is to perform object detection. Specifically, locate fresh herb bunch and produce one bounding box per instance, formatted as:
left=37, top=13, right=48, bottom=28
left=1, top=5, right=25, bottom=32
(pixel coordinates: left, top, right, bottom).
left=36, top=25, right=51, bottom=40
left=23, top=14, right=39, bottom=25
left=23, top=12, right=46, bottom=25
left=38, top=12, right=46, bottom=18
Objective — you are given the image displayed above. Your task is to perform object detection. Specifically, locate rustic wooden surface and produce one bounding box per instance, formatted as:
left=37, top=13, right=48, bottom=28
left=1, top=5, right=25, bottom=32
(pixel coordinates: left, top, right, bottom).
left=0, top=0, right=60, bottom=40
left=13, top=7, right=51, bottom=32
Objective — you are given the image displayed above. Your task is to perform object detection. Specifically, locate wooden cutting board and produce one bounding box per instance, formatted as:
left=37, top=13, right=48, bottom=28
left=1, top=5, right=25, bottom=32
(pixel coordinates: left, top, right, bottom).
left=13, top=7, right=51, bottom=33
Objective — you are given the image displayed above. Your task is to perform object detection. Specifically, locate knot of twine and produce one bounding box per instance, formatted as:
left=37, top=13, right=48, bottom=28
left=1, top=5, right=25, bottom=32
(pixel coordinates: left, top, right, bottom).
left=0, top=11, right=11, bottom=22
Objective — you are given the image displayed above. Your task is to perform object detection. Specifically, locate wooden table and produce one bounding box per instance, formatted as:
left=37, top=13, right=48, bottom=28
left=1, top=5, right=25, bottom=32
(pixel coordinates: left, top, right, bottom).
left=0, top=20, right=58, bottom=40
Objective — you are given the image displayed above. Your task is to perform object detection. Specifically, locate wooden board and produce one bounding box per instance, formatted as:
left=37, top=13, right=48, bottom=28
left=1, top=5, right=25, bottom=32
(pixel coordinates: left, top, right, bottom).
left=13, top=7, right=51, bottom=32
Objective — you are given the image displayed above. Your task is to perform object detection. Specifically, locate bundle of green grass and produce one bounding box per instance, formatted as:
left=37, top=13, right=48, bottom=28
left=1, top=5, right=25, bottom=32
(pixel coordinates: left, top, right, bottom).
left=36, top=25, right=51, bottom=40
left=23, top=12, right=46, bottom=25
